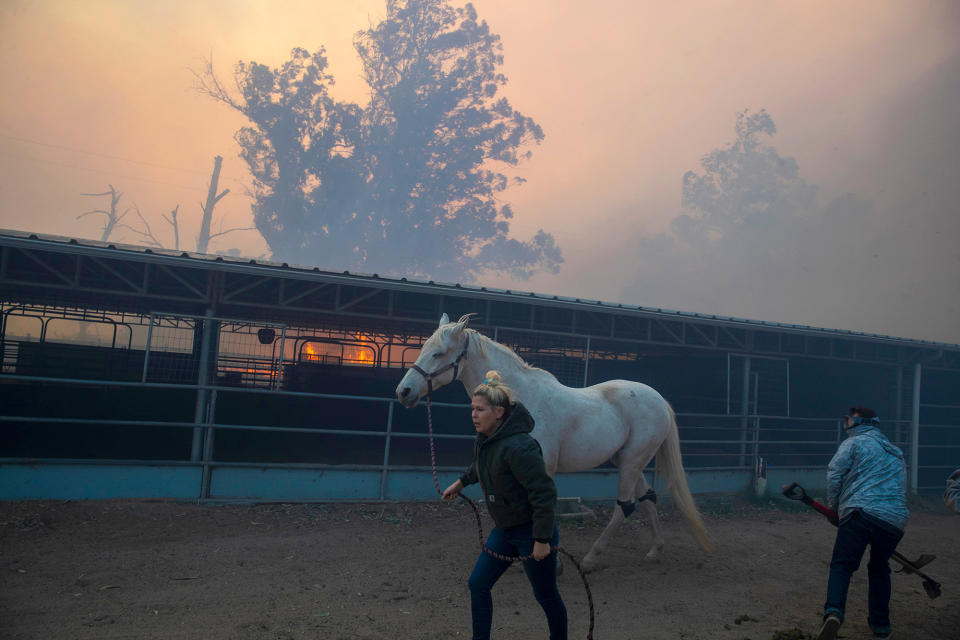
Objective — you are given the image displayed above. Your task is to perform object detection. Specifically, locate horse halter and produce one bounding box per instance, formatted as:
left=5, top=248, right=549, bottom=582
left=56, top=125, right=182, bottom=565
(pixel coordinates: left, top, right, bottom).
left=410, top=333, right=470, bottom=396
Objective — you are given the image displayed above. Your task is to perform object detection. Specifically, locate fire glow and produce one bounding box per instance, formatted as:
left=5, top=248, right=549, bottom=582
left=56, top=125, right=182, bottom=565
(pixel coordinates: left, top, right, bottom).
left=302, top=334, right=377, bottom=366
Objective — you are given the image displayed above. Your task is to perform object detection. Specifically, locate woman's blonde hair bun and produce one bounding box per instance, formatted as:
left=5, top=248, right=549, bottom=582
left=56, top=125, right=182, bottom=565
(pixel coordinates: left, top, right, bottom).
left=473, top=370, right=514, bottom=409
left=482, top=370, right=502, bottom=387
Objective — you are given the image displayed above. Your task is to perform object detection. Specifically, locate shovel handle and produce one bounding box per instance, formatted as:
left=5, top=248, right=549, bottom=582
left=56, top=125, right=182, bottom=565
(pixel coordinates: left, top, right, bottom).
left=808, top=499, right=840, bottom=526
left=781, top=482, right=838, bottom=525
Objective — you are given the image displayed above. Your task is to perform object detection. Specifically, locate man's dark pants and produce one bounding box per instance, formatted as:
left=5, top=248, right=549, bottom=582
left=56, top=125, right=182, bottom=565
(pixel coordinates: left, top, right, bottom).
left=824, top=510, right=903, bottom=633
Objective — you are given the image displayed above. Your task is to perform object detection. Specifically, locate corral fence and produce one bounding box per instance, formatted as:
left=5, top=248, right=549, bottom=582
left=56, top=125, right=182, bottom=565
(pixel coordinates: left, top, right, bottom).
left=1, top=305, right=957, bottom=502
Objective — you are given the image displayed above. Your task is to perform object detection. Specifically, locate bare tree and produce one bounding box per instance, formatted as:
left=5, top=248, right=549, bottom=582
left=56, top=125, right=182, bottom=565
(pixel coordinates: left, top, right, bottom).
left=78, top=185, right=127, bottom=241
left=163, top=205, right=181, bottom=251
left=196, top=155, right=234, bottom=253
left=79, top=186, right=179, bottom=248
left=78, top=156, right=252, bottom=253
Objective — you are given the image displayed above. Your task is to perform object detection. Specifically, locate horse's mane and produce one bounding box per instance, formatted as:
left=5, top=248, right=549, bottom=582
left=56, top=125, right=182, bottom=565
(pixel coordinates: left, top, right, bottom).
left=472, top=330, right=558, bottom=383
left=432, top=323, right=557, bottom=383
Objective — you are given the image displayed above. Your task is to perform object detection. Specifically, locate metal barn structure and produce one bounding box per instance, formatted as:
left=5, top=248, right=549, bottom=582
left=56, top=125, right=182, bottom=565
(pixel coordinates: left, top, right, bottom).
left=1, top=229, right=958, bottom=502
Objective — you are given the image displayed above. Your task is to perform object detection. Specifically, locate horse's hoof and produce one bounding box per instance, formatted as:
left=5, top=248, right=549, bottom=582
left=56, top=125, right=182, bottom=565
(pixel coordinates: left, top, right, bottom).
left=644, top=546, right=663, bottom=561
left=580, top=554, right=601, bottom=574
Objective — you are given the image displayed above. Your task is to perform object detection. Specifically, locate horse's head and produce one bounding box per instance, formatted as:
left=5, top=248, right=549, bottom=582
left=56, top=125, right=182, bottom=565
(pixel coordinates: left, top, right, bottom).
left=395, top=313, right=474, bottom=408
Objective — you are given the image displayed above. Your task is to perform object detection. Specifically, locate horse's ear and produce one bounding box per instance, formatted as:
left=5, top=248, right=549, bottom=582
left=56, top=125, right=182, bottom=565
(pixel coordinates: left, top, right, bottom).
left=452, top=313, right=477, bottom=334
left=439, top=313, right=450, bottom=327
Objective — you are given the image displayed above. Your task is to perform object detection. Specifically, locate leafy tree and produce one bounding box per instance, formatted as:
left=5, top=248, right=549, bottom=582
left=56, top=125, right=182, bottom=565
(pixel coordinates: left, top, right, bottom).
left=197, top=0, right=561, bottom=281
left=671, top=109, right=817, bottom=245
left=621, top=108, right=823, bottom=314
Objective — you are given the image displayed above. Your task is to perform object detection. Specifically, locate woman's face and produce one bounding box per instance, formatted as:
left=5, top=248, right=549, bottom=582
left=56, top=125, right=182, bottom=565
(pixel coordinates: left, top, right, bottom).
left=472, top=394, right=505, bottom=437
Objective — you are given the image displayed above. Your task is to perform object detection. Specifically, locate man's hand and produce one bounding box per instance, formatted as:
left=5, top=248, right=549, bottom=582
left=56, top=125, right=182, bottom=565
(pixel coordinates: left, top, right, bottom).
left=532, top=541, right=551, bottom=561
left=442, top=479, right=463, bottom=500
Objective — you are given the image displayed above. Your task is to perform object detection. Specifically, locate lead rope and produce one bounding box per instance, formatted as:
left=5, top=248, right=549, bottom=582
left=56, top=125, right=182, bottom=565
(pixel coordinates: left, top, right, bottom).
left=424, top=394, right=595, bottom=640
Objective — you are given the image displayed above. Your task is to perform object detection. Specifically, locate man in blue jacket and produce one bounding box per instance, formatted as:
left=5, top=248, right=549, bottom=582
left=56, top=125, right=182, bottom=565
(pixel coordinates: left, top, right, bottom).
left=945, top=468, right=960, bottom=514
left=815, top=406, right=908, bottom=640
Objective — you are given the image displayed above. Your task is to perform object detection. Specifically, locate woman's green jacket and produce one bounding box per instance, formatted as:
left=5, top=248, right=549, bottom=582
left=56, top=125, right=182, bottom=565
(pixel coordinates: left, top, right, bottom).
left=459, top=402, right=557, bottom=541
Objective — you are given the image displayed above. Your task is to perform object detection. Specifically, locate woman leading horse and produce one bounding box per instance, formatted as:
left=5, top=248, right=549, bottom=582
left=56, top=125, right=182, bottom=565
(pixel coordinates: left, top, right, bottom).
left=442, top=370, right=567, bottom=640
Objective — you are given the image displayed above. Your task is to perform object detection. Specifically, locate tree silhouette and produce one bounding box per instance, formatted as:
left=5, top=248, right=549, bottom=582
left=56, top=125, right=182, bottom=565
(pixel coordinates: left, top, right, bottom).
left=621, top=108, right=824, bottom=315
left=671, top=109, right=817, bottom=245
left=197, top=0, right=561, bottom=281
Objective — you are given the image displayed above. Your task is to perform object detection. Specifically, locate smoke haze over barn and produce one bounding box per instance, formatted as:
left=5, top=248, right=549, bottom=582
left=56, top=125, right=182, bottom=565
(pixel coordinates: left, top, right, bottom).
left=1, top=0, right=958, bottom=343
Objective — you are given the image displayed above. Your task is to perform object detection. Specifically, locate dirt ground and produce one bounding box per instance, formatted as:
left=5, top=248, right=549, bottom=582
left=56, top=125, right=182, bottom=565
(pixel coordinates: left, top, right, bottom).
left=1, top=495, right=957, bottom=640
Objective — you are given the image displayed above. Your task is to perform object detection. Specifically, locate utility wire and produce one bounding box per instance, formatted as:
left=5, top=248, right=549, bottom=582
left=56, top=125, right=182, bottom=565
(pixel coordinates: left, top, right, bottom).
left=0, top=149, right=209, bottom=192
left=0, top=132, right=212, bottom=176
left=0, top=132, right=254, bottom=200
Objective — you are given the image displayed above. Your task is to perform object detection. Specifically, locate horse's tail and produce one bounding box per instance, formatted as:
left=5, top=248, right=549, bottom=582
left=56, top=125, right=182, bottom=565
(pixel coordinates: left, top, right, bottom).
left=657, top=402, right=714, bottom=552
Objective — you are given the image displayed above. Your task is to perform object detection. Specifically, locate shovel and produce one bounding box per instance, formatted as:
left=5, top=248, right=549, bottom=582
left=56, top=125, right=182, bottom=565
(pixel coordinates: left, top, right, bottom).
left=781, top=482, right=942, bottom=599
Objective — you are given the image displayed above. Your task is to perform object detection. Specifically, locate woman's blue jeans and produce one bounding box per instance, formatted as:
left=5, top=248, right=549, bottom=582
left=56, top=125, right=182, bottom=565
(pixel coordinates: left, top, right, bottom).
left=824, top=510, right=903, bottom=634
left=467, top=522, right=567, bottom=640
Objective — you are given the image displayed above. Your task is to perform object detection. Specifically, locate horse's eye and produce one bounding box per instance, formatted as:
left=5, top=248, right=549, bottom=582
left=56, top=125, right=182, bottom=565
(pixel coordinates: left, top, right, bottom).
left=432, top=353, right=443, bottom=359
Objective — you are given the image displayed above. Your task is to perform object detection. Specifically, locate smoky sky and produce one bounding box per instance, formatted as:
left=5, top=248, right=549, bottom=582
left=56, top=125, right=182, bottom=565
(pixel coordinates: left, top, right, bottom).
left=0, top=1, right=958, bottom=343
left=614, top=52, right=960, bottom=344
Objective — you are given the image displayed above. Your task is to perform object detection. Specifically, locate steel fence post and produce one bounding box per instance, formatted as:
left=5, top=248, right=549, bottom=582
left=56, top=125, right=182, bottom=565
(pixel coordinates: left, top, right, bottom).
left=910, top=363, right=922, bottom=494
left=738, top=356, right=751, bottom=468
left=142, top=314, right=154, bottom=383
left=380, top=401, right=395, bottom=500
left=191, top=311, right=215, bottom=463
left=200, top=389, right=218, bottom=500
left=582, top=335, right=591, bottom=388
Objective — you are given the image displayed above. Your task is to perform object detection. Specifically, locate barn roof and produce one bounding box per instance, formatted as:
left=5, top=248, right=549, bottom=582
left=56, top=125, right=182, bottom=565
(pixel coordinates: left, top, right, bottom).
left=1, top=228, right=957, bottom=354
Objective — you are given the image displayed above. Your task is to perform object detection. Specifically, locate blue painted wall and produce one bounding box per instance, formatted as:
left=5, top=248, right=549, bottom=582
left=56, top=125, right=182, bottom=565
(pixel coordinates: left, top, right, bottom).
left=209, top=467, right=381, bottom=501
left=0, top=462, right=787, bottom=502
left=0, top=464, right=201, bottom=500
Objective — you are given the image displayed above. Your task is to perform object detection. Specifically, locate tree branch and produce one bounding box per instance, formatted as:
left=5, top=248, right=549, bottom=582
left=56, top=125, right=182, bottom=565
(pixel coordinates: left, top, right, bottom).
left=209, top=226, right=256, bottom=241
left=118, top=205, right=164, bottom=248
left=191, top=56, right=243, bottom=111
left=76, top=209, right=110, bottom=220
left=79, top=185, right=124, bottom=241
left=161, top=204, right=181, bottom=251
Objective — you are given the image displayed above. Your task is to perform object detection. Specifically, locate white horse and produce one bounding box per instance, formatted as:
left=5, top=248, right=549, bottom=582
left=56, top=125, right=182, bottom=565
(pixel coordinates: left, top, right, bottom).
left=395, top=313, right=713, bottom=572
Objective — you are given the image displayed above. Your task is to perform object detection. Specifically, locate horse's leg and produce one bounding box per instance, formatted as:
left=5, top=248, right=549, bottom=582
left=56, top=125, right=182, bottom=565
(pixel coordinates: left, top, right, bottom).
left=581, top=461, right=645, bottom=573
left=634, top=474, right=664, bottom=560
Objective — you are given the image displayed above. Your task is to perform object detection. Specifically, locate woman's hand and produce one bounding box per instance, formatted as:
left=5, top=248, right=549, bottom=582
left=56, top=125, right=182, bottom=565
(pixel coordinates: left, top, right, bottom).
left=442, top=479, right=463, bottom=500
left=532, top=541, right=551, bottom=561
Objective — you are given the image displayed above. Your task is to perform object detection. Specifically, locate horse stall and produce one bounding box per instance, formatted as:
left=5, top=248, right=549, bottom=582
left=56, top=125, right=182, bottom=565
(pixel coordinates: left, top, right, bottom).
left=2, top=231, right=960, bottom=639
